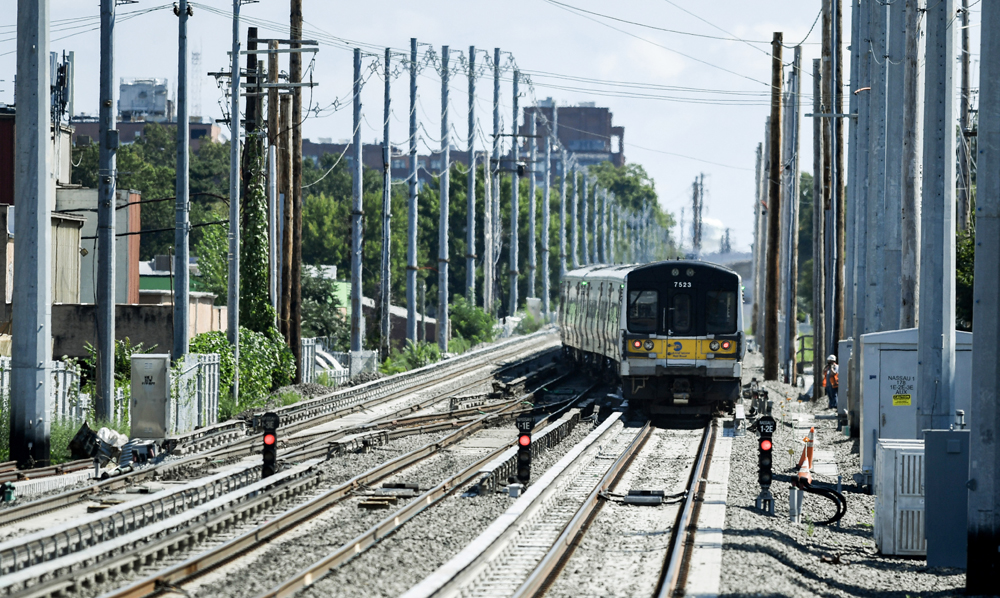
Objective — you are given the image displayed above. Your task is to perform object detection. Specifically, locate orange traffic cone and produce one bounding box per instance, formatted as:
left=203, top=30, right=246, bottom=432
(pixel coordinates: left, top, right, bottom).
left=796, top=427, right=815, bottom=472
left=796, top=461, right=812, bottom=487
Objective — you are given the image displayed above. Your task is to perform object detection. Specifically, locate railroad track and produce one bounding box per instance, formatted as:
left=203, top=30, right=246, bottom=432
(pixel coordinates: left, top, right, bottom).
left=0, top=332, right=558, bottom=528
left=82, top=378, right=597, bottom=598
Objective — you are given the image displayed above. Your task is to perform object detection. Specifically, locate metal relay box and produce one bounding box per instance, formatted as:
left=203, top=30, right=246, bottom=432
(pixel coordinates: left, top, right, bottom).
left=130, top=354, right=172, bottom=442
left=874, top=438, right=925, bottom=556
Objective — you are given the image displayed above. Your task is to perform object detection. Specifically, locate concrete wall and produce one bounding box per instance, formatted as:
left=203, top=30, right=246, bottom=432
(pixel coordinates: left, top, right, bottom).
left=138, top=290, right=226, bottom=338
left=50, top=303, right=174, bottom=359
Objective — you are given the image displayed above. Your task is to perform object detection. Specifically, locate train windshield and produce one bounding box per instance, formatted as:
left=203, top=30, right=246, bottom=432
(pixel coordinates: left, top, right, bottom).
left=670, top=294, right=691, bottom=333
left=627, top=290, right=658, bottom=332
left=706, top=290, right=738, bottom=334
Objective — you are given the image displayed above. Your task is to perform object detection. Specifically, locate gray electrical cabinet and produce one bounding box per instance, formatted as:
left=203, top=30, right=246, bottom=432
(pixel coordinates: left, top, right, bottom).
left=925, top=429, right=970, bottom=569
left=130, top=354, right=172, bottom=441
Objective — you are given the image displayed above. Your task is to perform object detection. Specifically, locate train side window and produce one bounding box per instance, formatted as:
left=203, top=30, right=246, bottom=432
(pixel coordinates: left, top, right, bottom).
left=706, top=290, right=737, bottom=333
left=627, top=290, right=657, bottom=332
left=671, top=294, right=691, bottom=333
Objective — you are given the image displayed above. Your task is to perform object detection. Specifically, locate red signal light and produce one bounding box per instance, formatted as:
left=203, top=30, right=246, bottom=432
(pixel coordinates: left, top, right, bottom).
left=722, top=341, right=732, bottom=350
left=632, top=340, right=642, bottom=349
left=760, top=439, right=772, bottom=451
left=518, top=435, right=531, bottom=447
left=264, top=433, right=276, bottom=446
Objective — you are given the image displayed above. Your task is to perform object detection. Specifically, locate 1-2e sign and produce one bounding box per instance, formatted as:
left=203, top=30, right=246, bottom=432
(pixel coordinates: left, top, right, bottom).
left=758, top=416, right=776, bottom=436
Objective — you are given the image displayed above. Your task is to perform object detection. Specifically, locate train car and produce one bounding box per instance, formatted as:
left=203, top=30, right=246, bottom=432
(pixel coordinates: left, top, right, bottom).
left=559, top=260, right=745, bottom=415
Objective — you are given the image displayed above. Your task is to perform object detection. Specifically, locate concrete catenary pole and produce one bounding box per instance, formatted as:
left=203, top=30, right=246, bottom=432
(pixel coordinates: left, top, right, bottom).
left=227, top=0, right=241, bottom=401
left=279, top=95, right=292, bottom=337
left=581, top=175, right=590, bottom=265
left=967, top=2, right=1000, bottom=587
left=900, top=0, right=922, bottom=328
left=843, top=0, right=858, bottom=393
left=173, top=0, right=190, bottom=362
left=833, top=0, right=846, bottom=355
left=865, top=0, right=888, bottom=336
left=466, top=46, right=476, bottom=304
left=764, top=33, right=784, bottom=381
left=489, top=48, right=501, bottom=315
left=11, top=0, right=54, bottom=465
left=289, top=0, right=303, bottom=382
left=350, top=48, right=363, bottom=352
left=439, top=47, right=451, bottom=351
left=380, top=48, right=392, bottom=358
left=958, top=0, right=972, bottom=232
left=757, top=120, right=771, bottom=346
left=812, top=59, right=826, bottom=402
left=527, top=113, right=537, bottom=298
left=542, top=114, right=551, bottom=318
left=570, top=164, right=580, bottom=270
left=509, top=69, right=520, bottom=317
left=752, top=143, right=763, bottom=338
left=783, top=47, right=802, bottom=379
left=591, top=182, right=599, bottom=264
left=556, top=106, right=566, bottom=280
left=916, top=0, right=956, bottom=432
left=267, top=41, right=279, bottom=320
left=95, top=0, right=116, bottom=419
left=600, top=189, right=608, bottom=263
left=407, top=39, right=418, bottom=342
left=882, top=0, right=905, bottom=329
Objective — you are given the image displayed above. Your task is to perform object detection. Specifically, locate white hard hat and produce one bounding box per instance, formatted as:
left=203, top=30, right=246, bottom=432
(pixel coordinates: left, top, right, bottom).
left=827, top=354, right=837, bottom=363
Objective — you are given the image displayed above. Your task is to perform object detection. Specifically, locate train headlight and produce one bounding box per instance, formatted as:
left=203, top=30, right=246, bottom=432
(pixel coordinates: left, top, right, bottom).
left=643, top=340, right=655, bottom=351
left=671, top=268, right=680, bottom=276
left=709, top=341, right=720, bottom=351
left=686, top=268, right=695, bottom=276
left=632, top=340, right=643, bottom=350
left=722, top=341, right=732, bottom=350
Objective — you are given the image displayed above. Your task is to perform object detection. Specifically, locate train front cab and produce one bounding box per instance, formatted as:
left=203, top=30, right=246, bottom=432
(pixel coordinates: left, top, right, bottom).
left=620, top=263, right=744, bottom=415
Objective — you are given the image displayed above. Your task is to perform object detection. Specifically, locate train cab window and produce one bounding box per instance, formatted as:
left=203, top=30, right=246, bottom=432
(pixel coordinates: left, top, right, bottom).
left=627, top=290, right=658, bottom=332
left=670, top=294, right=691, bottom=333
left=706, top=290, right=737, bottom=334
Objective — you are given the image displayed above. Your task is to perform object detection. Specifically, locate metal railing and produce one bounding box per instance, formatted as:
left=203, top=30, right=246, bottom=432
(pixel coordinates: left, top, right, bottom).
left=301, top=338, right=317, bottom=383
left=172, top=353, right=221, bottom=434
left=303, top=338, right=378, bottom=386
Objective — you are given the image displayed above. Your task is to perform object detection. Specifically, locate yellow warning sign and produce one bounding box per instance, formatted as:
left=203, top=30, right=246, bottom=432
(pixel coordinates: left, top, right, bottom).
left=892, top=394, right=912, bottom=407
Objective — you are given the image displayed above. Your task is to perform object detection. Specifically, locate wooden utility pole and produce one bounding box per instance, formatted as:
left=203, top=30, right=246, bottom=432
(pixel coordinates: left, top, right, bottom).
left=764, top=33, right=784, bottom=381
left=812, top=58, right=825, bottom=402
left=290, top=0, right=303, bottom=382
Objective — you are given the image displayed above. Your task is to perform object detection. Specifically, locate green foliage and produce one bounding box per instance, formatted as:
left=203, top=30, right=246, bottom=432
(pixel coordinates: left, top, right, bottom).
left=48, top=418, right=130, bottom=465
left=797, top=173, right=815, bottom=317
left=278, top=391, right=300, bottom=407
left=239, top=136, right=276, bottom=333
left=193, top=209, right=230, bottom=304
left=301, top=268, right=349, bottom=349
left=449, top=296, right=496, bottom=346
left=315, top=370, right=339, bottom=387
left=190, top=328, right=294, bottom=419
left=957, top=229, right=975, bottom=331
left=71, top=122, right=230, bottom=260
left=515, top=312, right=543, bottom=335
left=80, top=338, right=155, bottom=397
left=380, top=340, right=440, bottom=374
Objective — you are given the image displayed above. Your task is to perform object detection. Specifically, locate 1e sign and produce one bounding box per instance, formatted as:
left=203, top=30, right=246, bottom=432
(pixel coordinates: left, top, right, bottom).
left=515, top=414, right=533, bottom=433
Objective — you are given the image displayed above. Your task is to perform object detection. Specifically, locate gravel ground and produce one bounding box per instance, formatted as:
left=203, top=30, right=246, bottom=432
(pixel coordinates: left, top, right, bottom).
left=545, top=427, right=701, bottom=598
left=294, top=416, right=601, bottom=598
left=719, top=351, right=966, bottom=598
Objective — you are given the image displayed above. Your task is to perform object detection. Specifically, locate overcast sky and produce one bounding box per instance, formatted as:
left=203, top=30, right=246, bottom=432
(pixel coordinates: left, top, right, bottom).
left=0, top=1, right=982, bottom=253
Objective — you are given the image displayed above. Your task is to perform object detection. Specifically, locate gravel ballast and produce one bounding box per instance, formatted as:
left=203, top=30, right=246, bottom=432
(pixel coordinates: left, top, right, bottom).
left=719, top=351, right=966, bottom=597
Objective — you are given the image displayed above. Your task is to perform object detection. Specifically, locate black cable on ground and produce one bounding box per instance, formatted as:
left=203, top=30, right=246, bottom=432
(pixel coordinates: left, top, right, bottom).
left=798, top=481, right=847, bottom=526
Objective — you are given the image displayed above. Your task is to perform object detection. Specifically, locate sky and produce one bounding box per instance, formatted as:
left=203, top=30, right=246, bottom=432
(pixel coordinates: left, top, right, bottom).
left=0, top=1, right=983, bottom=254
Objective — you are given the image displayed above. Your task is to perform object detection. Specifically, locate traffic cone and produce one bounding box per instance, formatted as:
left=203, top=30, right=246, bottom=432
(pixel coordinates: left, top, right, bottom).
left=796, top=461, right=812, bottom=487
left=796, top=427, right=815, bottom=472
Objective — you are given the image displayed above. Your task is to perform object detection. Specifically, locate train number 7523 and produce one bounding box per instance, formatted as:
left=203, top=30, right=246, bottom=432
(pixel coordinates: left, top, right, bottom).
left=673, top=281, right=692, bottom=288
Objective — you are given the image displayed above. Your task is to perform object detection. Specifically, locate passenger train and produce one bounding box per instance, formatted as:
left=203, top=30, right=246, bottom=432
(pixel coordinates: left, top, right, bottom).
left=559, top=260, right=746, bottom=415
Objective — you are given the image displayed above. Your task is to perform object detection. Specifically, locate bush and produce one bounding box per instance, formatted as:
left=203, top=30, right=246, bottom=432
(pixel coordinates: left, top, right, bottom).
left=80, top=337, right=155, bottom=397
left=380, top=340, right=441, bottom=375
left=190, top=327, right=295, bottom=419
left=449, top=296, right=497, bottom=346
left=515, top=312, right=542, bottom=335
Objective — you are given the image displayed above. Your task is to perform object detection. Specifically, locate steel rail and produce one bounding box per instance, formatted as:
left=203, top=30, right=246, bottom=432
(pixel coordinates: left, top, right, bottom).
left=96, top=381, right=594, bottom=598
left=0, top=459, right=92, bottom=483
left=0, top=335, right=555, bottom=528
left=512, top=421, right=654, bottom=598
left=655, top=419, right=717, bottom=598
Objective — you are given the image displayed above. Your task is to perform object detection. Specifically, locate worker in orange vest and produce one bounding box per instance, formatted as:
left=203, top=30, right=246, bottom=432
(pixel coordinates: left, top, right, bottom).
left=821, top=354, right=839, bottom=409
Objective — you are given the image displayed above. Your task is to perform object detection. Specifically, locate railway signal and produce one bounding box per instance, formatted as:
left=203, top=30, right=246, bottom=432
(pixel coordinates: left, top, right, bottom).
left=261, top=412, right=279, bottom=478
left=755, top=415, right=776, bottom=515
left=515, top=413, right=533, bottom=485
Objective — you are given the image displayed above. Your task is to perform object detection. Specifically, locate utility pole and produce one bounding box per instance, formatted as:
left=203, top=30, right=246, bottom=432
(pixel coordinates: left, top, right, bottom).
left=812, top=58, right=825, bottom=403
left=556, top=105, right=566, bottom=280
left=350, top=48, right=363, bottom=352
left=843, top=0, right=858, bottom=399
left=267, top=41, right=279, bottom=320
left=95, top=0, right=116, bottom=420
left=600, top=189, right=607, bottom=263
left=900, top=0, right=922, bottom=328
left=407, top=38, right=418, bottom=341
left=591, top=184, right=599, bottom=264
left=581, top=175, right=589, bottom=265
left=380, top=48, right=392, bottom=359
left=227, top=0, right=242, bottom=401
left=786, top=47, right=802, bottom=381
left=916, top=0, right=956, bottom=432
left=509, top=69, right=520, bottom=317
left=571, top=166, right=579, bottom=269
left=958, top=0, right=972, bottom=232
left=11, top=0, right=53, bottom=466
left=174, top=0, right=190, bottom=362
left=866, top=0, right=888, bottom=337
left=439, top=46, right=451, bottom=350
left=527, top=113, right=537, bottom=298
left=466, top=46, right=476, bottom=304
left=967, top=2, right=1000, bottom=587
left=883, top=0, right=905, bottom=329
left=752, top=143, right=763, bottom=338
left=758, top=118, right=771, bottom=345
left=290, top=0, right=304, bottom=381
left=832, top=0, right=846, bottom=356
left=489, top=48, right=501, bottom=315
left=691, top=179, right=699, bottom=255
left=279, top=94, right=292, bottom=338
left=764, top=33, right=784, bottom=382
left=542, top=113, right=551, bottom=318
